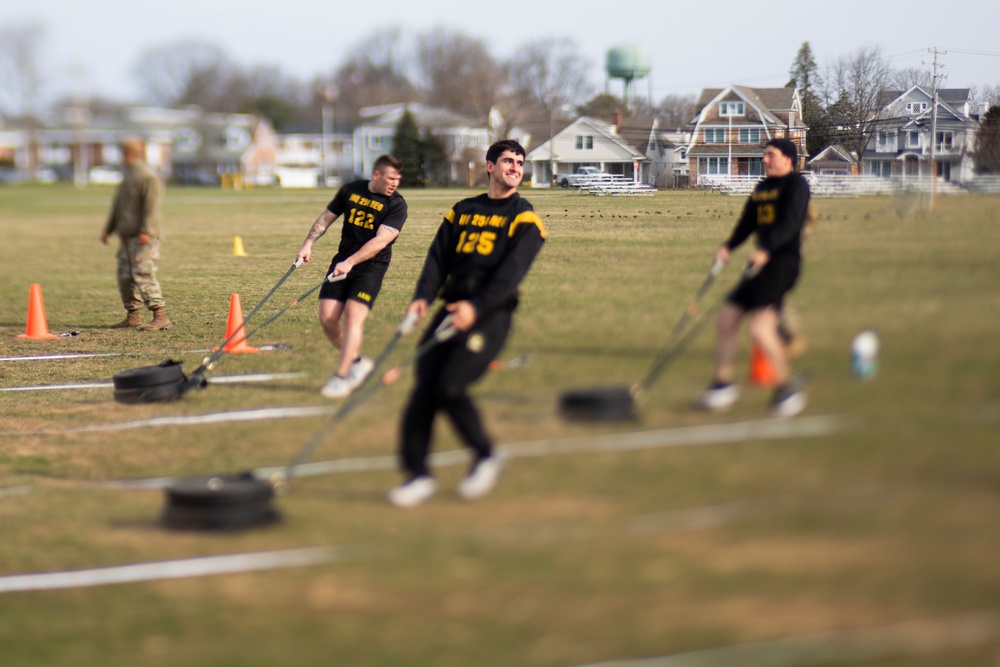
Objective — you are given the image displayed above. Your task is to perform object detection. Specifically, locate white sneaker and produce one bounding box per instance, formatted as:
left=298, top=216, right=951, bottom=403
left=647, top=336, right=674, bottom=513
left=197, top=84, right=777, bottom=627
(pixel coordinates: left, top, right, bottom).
left=319, top=374, right=352, bottom=399
left=388, top=476, right=438, bottom=507
left=457, top=455, right=504, bottom=501
left=770, top=379, right=808, bottom=418
left=347, top=356, right=374, bottom=389
left=696, top=382, right=740, bottom=411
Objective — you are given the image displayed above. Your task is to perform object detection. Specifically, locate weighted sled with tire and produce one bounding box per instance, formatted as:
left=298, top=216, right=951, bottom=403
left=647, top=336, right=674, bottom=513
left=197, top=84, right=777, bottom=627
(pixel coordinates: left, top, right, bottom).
left=112, top=360, right=187, bottom=404
left=160, top=311, right=442, bottom=532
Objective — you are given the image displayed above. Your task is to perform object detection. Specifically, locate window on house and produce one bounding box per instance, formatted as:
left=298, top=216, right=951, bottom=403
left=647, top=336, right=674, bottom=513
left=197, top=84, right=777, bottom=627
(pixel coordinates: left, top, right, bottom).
left=720, top=101, right=745, bottom=116
left=704, top=128, right=725, bottom=143
left=906, top=131, right=920, bottom=148
left=906, top=101, right=929, bottom=115
left=738, top=128, right=761, bottom=143
left=935, top=131, right=953, bottom=151
left=698, top=157, right=729, bottom=175
left=575, top=135, right=594, bottom=150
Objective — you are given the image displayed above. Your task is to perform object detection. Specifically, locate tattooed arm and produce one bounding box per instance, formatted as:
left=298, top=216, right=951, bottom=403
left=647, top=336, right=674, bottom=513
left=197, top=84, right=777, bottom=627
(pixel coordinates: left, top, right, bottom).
left=296, top=210, right=338, bottom=263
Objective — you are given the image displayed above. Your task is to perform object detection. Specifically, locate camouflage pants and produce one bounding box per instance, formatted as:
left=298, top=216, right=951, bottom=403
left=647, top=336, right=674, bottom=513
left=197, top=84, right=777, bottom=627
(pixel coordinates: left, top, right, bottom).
left=116, top=237, right=165, bottom=310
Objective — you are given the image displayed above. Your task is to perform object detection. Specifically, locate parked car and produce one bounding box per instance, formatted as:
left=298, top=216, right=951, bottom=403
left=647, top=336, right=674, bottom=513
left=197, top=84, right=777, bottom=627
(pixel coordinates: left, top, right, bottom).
left=555, top=166, right=612, bottom=188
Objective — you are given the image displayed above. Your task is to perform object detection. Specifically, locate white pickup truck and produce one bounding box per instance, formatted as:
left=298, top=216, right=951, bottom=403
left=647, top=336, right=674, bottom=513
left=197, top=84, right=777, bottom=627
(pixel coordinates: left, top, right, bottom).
left=555, top=166, right=612, bottom=188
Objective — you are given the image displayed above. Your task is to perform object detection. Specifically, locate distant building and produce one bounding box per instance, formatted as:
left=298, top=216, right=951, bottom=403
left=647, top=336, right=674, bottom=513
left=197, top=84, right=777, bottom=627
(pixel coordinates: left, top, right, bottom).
left=861, top=87, right=979, bottom=182
left=687, top=86, right=806, bottom=185
left=353, top=103, right=504, bottom=184
left=525, top=116, right=649, bottom=187
left=2, top=105, right=277, bottom=186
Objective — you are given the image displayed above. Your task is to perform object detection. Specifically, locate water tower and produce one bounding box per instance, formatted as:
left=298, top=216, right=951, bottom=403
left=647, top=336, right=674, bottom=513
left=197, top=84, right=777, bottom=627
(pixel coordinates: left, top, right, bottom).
left=606, top=44, right=652, bottom=109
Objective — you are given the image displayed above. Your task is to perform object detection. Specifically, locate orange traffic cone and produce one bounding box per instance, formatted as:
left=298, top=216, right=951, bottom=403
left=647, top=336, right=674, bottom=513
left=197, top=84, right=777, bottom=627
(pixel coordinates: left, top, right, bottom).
left=748, top=343, right=776, bottom=386
left=213, top=294, right=258, bottom=353
left=17, top=284, right=60, bottom=340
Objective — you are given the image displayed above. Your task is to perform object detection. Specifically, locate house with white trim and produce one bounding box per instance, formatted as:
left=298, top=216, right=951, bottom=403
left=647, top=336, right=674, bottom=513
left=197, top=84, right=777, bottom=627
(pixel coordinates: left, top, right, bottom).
left=686, top=86, right=806, bottom=185
left=862, top=87, right=978, bottom=182
left=525, top=116, right=649, bottom=188
left=807, top=144, right=857, bottom=175
left=352, top=103, right=502, bottom=184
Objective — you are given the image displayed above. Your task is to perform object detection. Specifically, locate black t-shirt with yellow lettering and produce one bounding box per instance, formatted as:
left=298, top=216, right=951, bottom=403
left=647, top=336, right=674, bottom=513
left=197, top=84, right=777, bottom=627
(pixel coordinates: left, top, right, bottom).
left=725, top=172, right=810, bottom=262
left=413, top=192, right=546, bottom=316
left=327, top=180, right=407, bottom=266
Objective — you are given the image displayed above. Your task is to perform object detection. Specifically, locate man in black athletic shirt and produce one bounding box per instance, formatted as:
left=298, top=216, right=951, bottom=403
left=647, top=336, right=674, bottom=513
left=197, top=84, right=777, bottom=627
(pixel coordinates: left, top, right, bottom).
left=296, top=155, right=407, bottom=398
left=697, top=138, right=811, bottom=417
left=388, top=140, right=546, bottom=507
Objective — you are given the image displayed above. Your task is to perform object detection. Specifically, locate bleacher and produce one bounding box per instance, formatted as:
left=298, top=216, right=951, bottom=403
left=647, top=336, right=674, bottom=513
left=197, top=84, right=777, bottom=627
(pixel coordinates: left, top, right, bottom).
left=569, top=174, right=658, bottom=196
left=699, top=173, right=971, bottom=198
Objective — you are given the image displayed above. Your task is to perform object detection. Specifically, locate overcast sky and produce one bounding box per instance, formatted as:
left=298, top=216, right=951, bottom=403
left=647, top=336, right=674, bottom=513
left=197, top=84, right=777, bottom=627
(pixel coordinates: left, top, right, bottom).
left=3, top=0, right=999, bottom=106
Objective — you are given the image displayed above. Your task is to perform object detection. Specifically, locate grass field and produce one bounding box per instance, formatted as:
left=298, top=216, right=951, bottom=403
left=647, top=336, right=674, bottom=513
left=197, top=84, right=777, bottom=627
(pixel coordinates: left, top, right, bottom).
left=1, top=182, right=998, bottom=666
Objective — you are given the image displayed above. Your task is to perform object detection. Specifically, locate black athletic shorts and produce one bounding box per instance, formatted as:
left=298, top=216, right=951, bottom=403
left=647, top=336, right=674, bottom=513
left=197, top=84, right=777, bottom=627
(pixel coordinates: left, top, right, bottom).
left=318, top=259, right=389, bottom=307
left=727, top=257, right=800, bottom=311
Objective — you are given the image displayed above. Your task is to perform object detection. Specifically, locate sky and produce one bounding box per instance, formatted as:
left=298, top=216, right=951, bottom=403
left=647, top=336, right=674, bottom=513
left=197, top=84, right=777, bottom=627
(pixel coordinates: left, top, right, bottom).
left=2, top=0, right=999, bottom=108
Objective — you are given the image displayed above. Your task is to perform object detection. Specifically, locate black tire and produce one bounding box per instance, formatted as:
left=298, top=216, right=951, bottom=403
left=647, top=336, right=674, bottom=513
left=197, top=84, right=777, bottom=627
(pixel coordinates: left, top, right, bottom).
left=558, top=385, right=637, bottom=422
left=113, top=361, right=185, bottom=390
left=165, top=473, right=275, bottom=508
left=113, top=382, right=184, bottom=404
left=560, top=178, right=570, bottom=188
left=162, top=501, right=281, bottom=531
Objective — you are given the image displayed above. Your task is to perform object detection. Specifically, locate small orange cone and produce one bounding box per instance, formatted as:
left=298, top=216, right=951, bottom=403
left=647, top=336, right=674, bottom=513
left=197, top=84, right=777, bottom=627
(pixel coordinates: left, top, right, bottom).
left=213, top=294, right=258, bottom=353
left=748, top=343, right=776, bottom=386
left=233, top=236, right=248, bottom=257
left=17, top=284, right=60, bottom=340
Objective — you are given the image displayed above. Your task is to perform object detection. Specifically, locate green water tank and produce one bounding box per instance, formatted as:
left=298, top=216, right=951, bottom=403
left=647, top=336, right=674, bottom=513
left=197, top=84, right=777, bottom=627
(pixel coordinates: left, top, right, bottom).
left=606, top=45, right=651, bottom=80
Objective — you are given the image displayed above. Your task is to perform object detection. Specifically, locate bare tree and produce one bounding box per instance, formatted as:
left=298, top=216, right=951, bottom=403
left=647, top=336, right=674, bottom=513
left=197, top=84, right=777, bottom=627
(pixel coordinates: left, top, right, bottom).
left=414, top=28, right=505, bottom=123
left=0, top=22, right=45, bottom=120
left=822, top=45, right=896, bottom=174
left=505, top=37, right=593, bottom=115
left=655, top=93, right=699, bottom=130
left=132, top=40, right=238, bottom=109
left=327, top=28, right=421, bottom=124
left=891, top=67, right=932, bottom=90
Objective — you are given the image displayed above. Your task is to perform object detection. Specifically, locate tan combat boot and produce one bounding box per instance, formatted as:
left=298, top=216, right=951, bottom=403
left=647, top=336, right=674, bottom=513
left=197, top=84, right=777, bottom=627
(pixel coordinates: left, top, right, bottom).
left=138, top=307, right=172, bottom=331
left=110, top=310, right=142, bottom=329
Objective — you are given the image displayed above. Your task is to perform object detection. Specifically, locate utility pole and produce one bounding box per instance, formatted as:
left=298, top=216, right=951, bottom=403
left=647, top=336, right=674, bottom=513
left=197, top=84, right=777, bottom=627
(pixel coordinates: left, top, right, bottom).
left=926, top=47, right=946, bottom=211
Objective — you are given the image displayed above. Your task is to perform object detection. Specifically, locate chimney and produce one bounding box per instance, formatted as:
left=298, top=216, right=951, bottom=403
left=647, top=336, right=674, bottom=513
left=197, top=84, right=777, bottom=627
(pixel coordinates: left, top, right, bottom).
left=614, top=110, right=622, bottom=132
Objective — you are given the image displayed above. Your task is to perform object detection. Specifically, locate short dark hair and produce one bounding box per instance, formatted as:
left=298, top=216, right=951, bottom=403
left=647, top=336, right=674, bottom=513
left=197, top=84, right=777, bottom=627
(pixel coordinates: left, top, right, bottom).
left=372, top=154, right=402, bottom=174
left=486, top=139, right=525, bottom=165
left=765, top=138, right=798, bottom=166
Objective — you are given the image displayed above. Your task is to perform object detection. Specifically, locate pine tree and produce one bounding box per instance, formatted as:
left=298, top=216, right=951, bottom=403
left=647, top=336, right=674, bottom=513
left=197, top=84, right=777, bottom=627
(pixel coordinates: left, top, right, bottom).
left=393, top=107, right=425, bottom=188
left=787, top=42, right=826, bottom=156
left=975, top=106, right=1000, bottom=174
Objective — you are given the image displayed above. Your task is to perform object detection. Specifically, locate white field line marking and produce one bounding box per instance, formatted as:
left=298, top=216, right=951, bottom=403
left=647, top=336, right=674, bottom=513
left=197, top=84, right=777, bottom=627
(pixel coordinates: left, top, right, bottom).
left=4, top=405, right=334, bottom=436
left=0, top=353, right=122, bottom=362
left=0, top=344, right=288, bottom=362
left=10, top=416, right=842, bottom=491
left=0, top=545, right=370, bottom=594
left=260, top=415, right=844, bottom=480
left=573, top=611, right=1000, bottom=667
left=0, top=372, right=306, bottom=393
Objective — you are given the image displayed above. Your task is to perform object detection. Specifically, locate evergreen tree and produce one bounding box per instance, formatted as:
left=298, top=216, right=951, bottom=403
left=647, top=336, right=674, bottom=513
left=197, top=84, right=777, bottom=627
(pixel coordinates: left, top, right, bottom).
left=393, top=107, right=425, bottom=188
left=787, top=42, right=826, bottom=156
left=975, top=106, right=1000, bottom=173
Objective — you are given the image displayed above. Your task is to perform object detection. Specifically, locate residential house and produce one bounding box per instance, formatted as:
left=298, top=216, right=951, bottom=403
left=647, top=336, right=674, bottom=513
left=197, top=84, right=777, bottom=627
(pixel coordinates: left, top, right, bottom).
left=9, top=105, right=278, bottom=186
left=352, top=103, right=499, bottom=184
left=863, top=87, right=978, bottom=182
left=525, top=116, right=649, bottom=188
left=274, top=122, right=353, bottom=188
left=686, top=86, right=806, bottom=185
left=807, top=144, right=857, bottom=175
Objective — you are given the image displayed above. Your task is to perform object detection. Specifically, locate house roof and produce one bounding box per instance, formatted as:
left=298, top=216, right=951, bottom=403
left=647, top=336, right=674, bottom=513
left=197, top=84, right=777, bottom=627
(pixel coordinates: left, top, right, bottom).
left=358, top=103, right=480, bottom=130
left=808, top=144, right=856, bottom=164
left=525, top=116, right=647, bottom=163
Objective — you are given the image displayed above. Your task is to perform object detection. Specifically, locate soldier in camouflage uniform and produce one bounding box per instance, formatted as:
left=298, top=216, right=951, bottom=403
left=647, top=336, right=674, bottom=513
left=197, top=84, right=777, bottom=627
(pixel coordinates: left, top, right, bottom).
left=100, top=139, right=171, bottom=331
